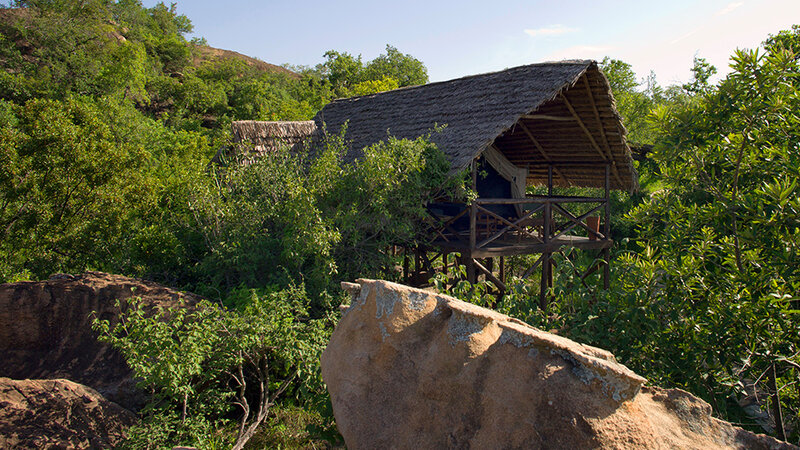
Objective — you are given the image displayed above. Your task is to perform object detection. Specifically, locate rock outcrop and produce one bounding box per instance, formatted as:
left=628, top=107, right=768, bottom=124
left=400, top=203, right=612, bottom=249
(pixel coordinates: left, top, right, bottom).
left=0, top=271, right=200, bottom=409
left=0, top=377, right=137, bottom=449
left=322, top=279, right=795, bottom=449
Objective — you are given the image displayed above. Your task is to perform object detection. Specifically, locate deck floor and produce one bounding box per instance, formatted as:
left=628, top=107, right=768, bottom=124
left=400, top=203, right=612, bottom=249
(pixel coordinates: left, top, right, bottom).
left=432, top=235, right=613, bottom=257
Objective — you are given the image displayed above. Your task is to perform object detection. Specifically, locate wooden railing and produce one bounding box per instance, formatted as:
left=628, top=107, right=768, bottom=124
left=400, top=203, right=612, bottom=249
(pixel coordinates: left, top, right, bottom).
left=428, top=195, right=610, bottom=251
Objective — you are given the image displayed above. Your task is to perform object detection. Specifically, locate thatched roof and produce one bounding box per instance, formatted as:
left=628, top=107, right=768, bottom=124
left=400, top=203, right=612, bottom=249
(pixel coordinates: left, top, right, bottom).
left=213, top=120, right=316, bottom=164
left=314, top=60, right=637, bottom=191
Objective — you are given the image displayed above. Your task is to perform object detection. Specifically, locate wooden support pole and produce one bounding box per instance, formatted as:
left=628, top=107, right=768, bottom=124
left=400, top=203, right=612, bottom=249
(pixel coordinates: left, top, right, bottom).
left=539, top=253, right=551, bottom=310
left=470, top=203, right=477, bottom=250
left=443, top=251, right=449, bottom=290
left=466, top=257, right=476, bottom=284
left=470, top=158, right=477, bottom=251
left=415, top=246, right=421, bottom=276
left=604, top=164, right=611, bottom=239
left=548, top=165, right=553, bottom=197
left=474, top=259, right=506, bottom=292
left=471, top=158, right=477, bottom=190
left=603, top=248, right=610, bottom=290
left=543, top=200, right=551, bottom=243
left=403, top=248, right=409, bottom=283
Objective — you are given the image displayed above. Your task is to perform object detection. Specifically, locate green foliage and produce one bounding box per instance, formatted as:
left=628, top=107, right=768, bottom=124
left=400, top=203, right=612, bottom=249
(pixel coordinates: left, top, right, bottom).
left=600, top=57, right=664, bottom=146
left=0, top=0, right=433, bottom=287
left=362, top=45, right=428, bottom=88
left=350, top=76, right=399, bottom=96
left=682, top=56, right=717, bottom=94
left=0, top=0, right=441, bottom=447
left=189, top=144, right=340, bottom=297
left=93, top=284, right=331, bottom=449
left=764, top=24, right=800, bottom=57
left=318, top=44, right=428, bottom=97
left=188, top=127, right=460, bottom=298
left=0, top=96, right=139, bottom=278
left=315, top=127, right=466, bottom=282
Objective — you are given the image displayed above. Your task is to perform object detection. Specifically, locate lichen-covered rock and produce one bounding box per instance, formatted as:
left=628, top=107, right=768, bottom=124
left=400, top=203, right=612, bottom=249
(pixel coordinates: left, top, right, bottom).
left=322, top=279, right=795, bottom=450
left=0, top=377, right=136, bottom=449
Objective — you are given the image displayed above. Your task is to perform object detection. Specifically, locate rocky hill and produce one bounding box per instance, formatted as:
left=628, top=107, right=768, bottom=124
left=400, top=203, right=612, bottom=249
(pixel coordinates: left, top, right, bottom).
left=191, top=44, right=298, bottom=78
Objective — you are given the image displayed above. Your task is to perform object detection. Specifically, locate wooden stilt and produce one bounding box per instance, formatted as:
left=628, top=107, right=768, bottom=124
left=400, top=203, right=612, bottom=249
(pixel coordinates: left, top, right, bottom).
left=466, top=257, right=476, bottom=284
left=403, top=249, right=409, bottom=283
left=443, top=251, right=449, bottom=289
left=539, top=253, right=551, bottom=310
left=602, top=248, right=610, bottom=290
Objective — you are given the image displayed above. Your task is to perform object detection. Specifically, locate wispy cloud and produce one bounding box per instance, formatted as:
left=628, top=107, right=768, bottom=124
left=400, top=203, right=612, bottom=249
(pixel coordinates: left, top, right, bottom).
left=716, top=1, right=744, bottom=16
left=670, top=28, right=699, bottom=45
left=524, top=25, right=579, bottom=37
left=543, top=45, right=614, bottom=62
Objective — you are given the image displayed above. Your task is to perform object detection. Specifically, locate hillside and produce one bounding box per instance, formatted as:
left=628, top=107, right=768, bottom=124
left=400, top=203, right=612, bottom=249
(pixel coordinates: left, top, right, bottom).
left=0, top=7, right=295, bottom=78
left=190, top=44, right=298, bottom=78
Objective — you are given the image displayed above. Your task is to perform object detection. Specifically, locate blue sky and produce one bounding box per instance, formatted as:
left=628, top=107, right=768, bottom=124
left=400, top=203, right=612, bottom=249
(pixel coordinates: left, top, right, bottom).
left=145, top=0, right=800, bottom=87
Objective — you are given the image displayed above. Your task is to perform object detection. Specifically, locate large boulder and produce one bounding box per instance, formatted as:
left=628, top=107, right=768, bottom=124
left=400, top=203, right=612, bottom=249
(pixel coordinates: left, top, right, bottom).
left=0, top=377, right=136, bottom=449
left=322, top=279, right=795, bottom=449
left=0, top=272, right=201, bottom=409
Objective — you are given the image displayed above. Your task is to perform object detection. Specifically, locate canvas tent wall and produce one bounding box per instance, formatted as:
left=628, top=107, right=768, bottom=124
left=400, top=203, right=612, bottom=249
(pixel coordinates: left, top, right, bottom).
left=313, top=60, right=637, bottom=192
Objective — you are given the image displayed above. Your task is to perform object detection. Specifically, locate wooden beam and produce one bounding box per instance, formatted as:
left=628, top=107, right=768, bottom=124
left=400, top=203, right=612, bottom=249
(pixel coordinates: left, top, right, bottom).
left=521, top=114, right=575, bottom=122
left=515, top=121, right=570, bottom=186
left=582, top=76, right=625, bottom=189
left=559, top=93, right=608, bottom=163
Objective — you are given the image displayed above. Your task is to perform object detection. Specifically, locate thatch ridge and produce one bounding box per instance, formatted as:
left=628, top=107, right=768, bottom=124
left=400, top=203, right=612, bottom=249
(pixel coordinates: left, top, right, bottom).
left=230, top=120, right=317, bottom=144
left=314, top=60, right=637, bottom=191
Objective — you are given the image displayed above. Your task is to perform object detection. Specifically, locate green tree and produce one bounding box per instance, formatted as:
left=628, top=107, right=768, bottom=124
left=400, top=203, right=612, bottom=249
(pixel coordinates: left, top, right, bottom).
left=317, top=44, right=428, bottom=98
left=363, top=44, right=428, bottom=87
left=682, top=56, right=717, bottom=94
left=0, top=96, right=141, bottom=279
left=600, top=57, right=663, bottom=146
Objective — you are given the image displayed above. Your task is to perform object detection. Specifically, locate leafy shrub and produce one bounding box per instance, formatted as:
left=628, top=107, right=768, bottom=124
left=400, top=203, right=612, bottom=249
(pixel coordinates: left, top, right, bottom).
left=93, top=284, right=331, bottom=450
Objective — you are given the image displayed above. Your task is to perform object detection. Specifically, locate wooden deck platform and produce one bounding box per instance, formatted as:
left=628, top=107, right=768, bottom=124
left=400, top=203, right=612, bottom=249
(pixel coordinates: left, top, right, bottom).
left=432, top=235, right=613, bottom=258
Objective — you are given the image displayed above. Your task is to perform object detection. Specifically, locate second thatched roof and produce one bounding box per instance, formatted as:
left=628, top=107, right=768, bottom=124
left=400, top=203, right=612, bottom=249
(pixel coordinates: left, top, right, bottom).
left=212, top=120, right=317, bottom=165
left=313, top=60, right=637, bottom=191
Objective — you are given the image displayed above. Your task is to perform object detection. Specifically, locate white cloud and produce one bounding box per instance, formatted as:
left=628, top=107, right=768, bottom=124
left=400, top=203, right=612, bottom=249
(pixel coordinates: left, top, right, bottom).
left=524, top=25, right=579, bottom=37
left=716, top=2, right=744, bottom=16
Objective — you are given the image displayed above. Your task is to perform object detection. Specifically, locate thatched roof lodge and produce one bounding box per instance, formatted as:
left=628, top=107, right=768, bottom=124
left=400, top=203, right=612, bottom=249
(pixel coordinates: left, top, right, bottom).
left=314, top=59, right=637, bottom=192
left=223, top=60, right=639, bottom=299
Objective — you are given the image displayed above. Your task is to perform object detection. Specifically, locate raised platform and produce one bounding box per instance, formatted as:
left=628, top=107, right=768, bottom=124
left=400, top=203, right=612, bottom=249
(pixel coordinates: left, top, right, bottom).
left=432, top=235, right=613, bottom=258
